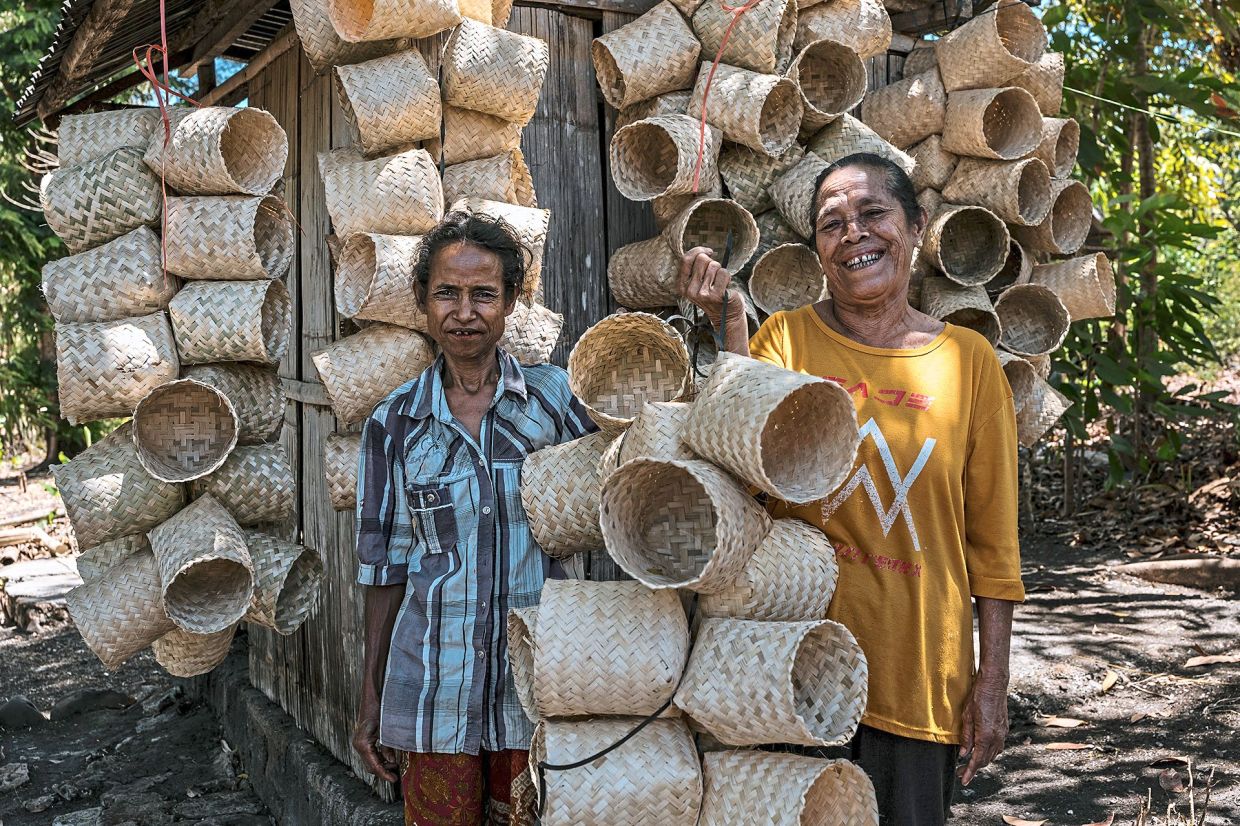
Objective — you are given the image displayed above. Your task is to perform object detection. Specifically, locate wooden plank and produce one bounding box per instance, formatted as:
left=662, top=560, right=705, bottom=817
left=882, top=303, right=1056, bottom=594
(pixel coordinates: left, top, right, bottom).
left=38, top=0, right=139, bottom=119
left=188, top=0, right=283, bottom=72
left=890, top=0, right=972, bottom=35
left=196, top=27, right=298, bottom=107
left=281, top=377, right=332, bottom=407
left=516, top=0, right=659, bottom=17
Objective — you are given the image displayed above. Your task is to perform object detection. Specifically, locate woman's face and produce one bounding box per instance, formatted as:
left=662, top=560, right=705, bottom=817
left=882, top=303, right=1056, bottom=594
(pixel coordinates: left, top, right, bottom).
left=420, top=241, right=514, bottom=363
left=813, top=166, right=925, bottom=309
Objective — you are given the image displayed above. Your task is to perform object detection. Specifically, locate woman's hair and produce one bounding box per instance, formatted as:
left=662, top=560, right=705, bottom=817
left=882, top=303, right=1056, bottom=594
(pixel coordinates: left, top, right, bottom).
left=412, top=210, right=528, bottom=303
left=808, top=152, right=922, bottom=233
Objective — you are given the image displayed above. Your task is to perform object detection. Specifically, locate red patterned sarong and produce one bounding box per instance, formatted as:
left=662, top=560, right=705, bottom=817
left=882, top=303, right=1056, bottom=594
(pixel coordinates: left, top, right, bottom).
left=401, top=750, right=532, bottom=826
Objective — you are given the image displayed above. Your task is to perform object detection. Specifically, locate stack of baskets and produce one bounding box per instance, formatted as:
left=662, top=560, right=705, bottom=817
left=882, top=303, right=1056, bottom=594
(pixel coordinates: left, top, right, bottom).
left=44, top=106, right=323, bottom=677
left=514, top=314, right=878, bottom=823
left=286, top=0, right=564, bottom=511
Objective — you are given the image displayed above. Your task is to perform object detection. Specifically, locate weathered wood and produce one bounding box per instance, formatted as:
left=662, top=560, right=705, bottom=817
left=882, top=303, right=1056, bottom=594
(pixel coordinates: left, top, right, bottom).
left=0, top=527, right=67, bottom=554
left=188, top=0, right=283, bottom=72
left=196, top=27, right=298, bottom=107
left=0, top=506, right=64, bottom=529
left=890, top=0, right=972, bottom=35
left=517, top=0, right=658, bottom=17
left=38, top=0, right=140, bottom=119
left=281, top=377, right=333, bottom=407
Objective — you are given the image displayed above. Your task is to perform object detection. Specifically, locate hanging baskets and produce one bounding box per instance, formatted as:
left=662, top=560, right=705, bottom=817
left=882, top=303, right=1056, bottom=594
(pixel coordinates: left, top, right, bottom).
left=58, top=109, right=161, bottom=168
left=933, top=0, right=1046, bottom=92
left=987, top=238, right=1033, bottom=295
left=312, top=324, right=436, bottom=425
left=289, top=0, right=398, bottom=74
left=719, top=144, right=805, bottom=215
left=1031, top=117, right=1079, bottom=178
left=132, top=378, right=240, bottom=483
left=615, top=90, right=692, bottom=133
left=153, top=624, right=238, bottom=677
left=520, top=430, right=613, bottom=558
left=693, top=0, right=796, bottom=74
left=941, top=87, right=1043, bottom=161
left=994, top=283, right=1071, bottom=357
left=66, top=548, right=176, bottom=670
left=243, top=531, right=324, bottom=635
left=443, top=20, right=549, bottom=126
left=319, top=147, right=444, bottom=238
left=1015, top=371, right=1072, bottom=447
left=770, top=152, right=828, bottom=239
left=43, top=147, right=162, bottom=254
left=663, top=197, right=760, bottom=271
left=749, top=242, right=826, bottom=315
left=183, top=363, right=285, bottom=446
left=442, top=150, right=537, bottom=208
left=920, top=205, right=1009, bottom=287
left=164, top=195, right=295, bottom=280
left=169, top=279, right=292, bottom=365
left=451, top=198, right=551, bottom=300
left=42, top=226, right=176, bottom=324
left=860, top=68, right=946, bottom=150
left=794, top=0, right=891, bottom=61
left=610, top=114, right=722, bottom=201
left=683, top=352, right=859, bottom=503
left=608, top=237, right=681, bottom=309
left=997, top=350, right=1037, bottom=415
left=918, top=276, right=1001, bottom=346
left=501, top=300, right=563, bottom=365
left=687, top=63, right=803, bottom=157
left=1030, top=253, right=1116, bottom=321
left=143, top=106, right=287, bottom=196
left=430, top=105, right=524, bottom=166
left=942, top=156, right=1052, bottom=226
left=327, top=0, right=461, bottom=41
left=789, top=39, right=867, bottom=134
left=1010, top=51, right=1065, bottom=117
left=908, top=135, right=958, bottom=192
left=1011, top=178, right=1091, bottom=256
left=599, top=400, right=694, bottom=476
left=592, top=1, right=702, bottom=110
left=335, top=233, right=427, bottom=330
left=507, top=606, right=539, bottom=721
left=77, top=534, right=148, bottom=585
left=806, top=113, right=915, bottom=173
left=324, top=432, right=362, bottom=512
left=335, top=50, right=442, bottom=156
left=699, top=751, right=878, bottom=826
left=189, top=444, right=296, bottom=527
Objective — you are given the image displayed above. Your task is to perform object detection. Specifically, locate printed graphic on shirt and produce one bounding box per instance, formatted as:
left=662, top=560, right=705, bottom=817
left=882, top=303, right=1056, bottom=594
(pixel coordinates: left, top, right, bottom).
left=824, top=376, right=936, bottom=411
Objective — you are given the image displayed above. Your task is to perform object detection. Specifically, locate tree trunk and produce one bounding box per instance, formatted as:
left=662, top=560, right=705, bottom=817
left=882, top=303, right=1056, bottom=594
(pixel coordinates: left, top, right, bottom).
left=1131, top=24, right=1159, bottom=476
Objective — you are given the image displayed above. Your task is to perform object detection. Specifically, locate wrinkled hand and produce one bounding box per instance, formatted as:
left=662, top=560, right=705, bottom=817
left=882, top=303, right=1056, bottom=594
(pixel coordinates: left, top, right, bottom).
left=676, top=246, right=736, bottom=329
left=958, top=673, right=1009, bottom=786
left=352, top=700, right=399, bottom=783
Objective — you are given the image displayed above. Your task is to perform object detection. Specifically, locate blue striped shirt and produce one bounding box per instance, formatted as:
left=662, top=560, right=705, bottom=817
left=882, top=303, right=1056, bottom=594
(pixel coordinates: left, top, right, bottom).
left=355, top=348, right=597, bottom=754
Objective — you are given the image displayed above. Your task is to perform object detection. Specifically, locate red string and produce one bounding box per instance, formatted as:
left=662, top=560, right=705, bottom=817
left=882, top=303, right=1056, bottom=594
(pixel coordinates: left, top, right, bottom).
left=691, top=0, right=763, bottom=192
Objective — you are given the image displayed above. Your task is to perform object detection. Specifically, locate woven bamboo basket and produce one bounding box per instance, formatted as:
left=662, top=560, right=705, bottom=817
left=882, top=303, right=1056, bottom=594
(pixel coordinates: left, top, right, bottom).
left=152, top=624, right=237, bottom=677
left=908, top=135, right=958, bottom=192
left=788, top=39, right=867, bottom=134
left=567, top=312, right=691, bottom=432
left=324, top=432, right=362, bottom=512
left=143, top=106, right=287, bottom=196
left=442, top=149, right=537, bottom=208
left=1016, top=371, right=1071, bottom=447
left=168, top=279, right=292, bottom=365
left=450, top=198, right=551, bottom=300
left=1030, top=252, right=1116, bottom=322
left=427, top=105, right=523, bottom=166
left=242, top=531, right=324, bottom=634
left=288, top=0, right=398, bottom=74
left=920, top=204, right=1009, bottom=286
left=687, top=63, right=802, bottom=157
left=805, top=113, right=915, bottom=173
left=987, top=238, right=1032, bottom=295
left=1030, top=117, right=1079, bottom=178
left=189, top=444, right=296, bottom=527
left=164, top=195, right=294, bottom=280
left=53, top=424, right=186, bottom=549
left=55, top=311, right=180, bottom=425
left=718, top=144, right=805, bottom=215
left=66, top=548, right=176, bottom=670
left=903, top=40, right=937, bottom=76
left=598, top=400, right=693, bottom=476
left=335, top=50, right=441, bottom=156
left=749, top=210, right=806, bottom=272
left=328, top=0, right=460, bottom=41
left=600, top=457, right=771, bottom=591
left=148, top=493, right=254, bottom=634
left=652, top=172, right=723, bottom=230
left=521, top=430, right=612, bottom=558
left=532, top=718, right=703, bottom=826
left=997, top=350, right=1036, bottom=415
left=77, top=534, right=149, bottom=585
left=994, top=283, right=1070, bottom=357
left=663, top=197, right=760, bottom=271
left=1012, top=178, right=1091, bottom=256
left=700, top=751, right=878, bottom=826
left=1009, top=50, right=1064, bottom=116
left=532, top=579, right=689, bottom=717
left=58, top=109, right=160, bottom=168
left=335, top=233, right=427, bottom=330
left=42, top=226, right=176, bottom=324
left=860, top=68, right=946, bottom=150
left=319, top=147, right=444, bottom=238
left=915, top=189, right=943, bottom=226
left=699, top=518, right=837, bottom=621
left=1028, top=352, right=1051, bottom=378
left=933, top=0, right=1046, bottom=91
left=693, top=0, right=796, bottom=74
left=593, top=2, right=701, bottom=110
left=941, top=87, right=1043, bottom=161
left=507, top=605, right=539, bottom=721
left=502, top=300, right=563, bottom=365
left=132, top=378, right=240, bottom=483
left=749, top=243, right=827, bottom=315
left=42, top=147, right=162, bottom=253
left=684, top=352, right=859, bottom=503
left=608, top=237, right=681, bottom=309
left=615, top=90, right=692, bottom=133
left=443, top=20, right=549, bottom=127
left=610, top=114, right=722, bottom=201
left=919, top=276, right=1001, bottom=346
left=769, top=152, right=828, bottom=239
left=942, top=156, right=1052, bottom=226
left=312, top=324, right=435, bottom=425
left=183, top=363, right=284, bottom=446
left=794, top=0, right=891, bottom=61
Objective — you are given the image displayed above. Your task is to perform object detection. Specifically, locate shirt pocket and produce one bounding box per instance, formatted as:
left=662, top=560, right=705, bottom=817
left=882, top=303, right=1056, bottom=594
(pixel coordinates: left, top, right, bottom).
left=405, top=473, right=469, bottom=555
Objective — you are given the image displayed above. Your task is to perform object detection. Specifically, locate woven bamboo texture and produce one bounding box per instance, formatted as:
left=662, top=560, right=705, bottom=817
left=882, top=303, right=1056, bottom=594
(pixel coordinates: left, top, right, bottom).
left=748, top=210, right=806, bottom=277
left=521, top=430, right=612, bottom=558
left=663, top=197, right=760, bottom=272
left=769, top=152, right=828, bottom=239
left=608, top=237, right=681, bottom=309
left=610, top=114, right=722, bottom=201
left=428, top=105, right=523, bottom=166
left=916, top=188, right=943, bottom=224
left=805, top=113, right=914, bottom=174
left=699, top=518, right=837, bottom=621
left=58, top=109, right=160, bottom=168
left=532, top=580, right=689, bottom=717
left=567, top=312, right=690, bottom=432
left=919, top=275, right=1000, bottom=346
left=443, top=20, right=549, bottom=126
left=687, top=63, right=802, bottom=156
left=933, top=0, right=1046, bottom=92
left=997, top=350, right=1037, bottom=416
left=507, top=605, right=538, bottom=722
left=312, top=324, right=435, bottom=425
left=153, top=624, right=237, bottom=677
left=189, top=444, right=296, bottom=527
left=335, top=50, right=441, bottom=156
left=132, top=378, right=239, bottom=483
left=598, top=400, right=693, bottom=476
left=442, top=150, right=537, bottom=208
left=615, top=90, right=692, bottom=133
left=794, top=0, right=890, bottom=61
left=908, top=135, right=957, bottom=192
left=335, top=233, right=427, bottom=330
left=861, top=68, right=945, bottom=150
left=532, top=718, right=703, bottom=826
left=719, top=144, right=804, bottom=215
left=243, top=530, right=324, bottom=635
left=55, top=311, right=180, bottom=425
left=941, top=87, right=1043, bottom=161
left=1012, top=178, right=1091, bottom=256
left=77, top=534, right=149, bottom=585
left=1031, top=117, right=1079, bottom=178
left=942, top=156, right=1052, bottom=226
left=53, top=423, right=186, bottom=549
left=1030, top=252, right=1116, bottom=321
left=148, top=493, right=254, bottom=634
left=674, top=618, right=868, bottom=746
left=788, top=38, right=867, bottom=134
left=684, top=352, right=859, bottom=503
left=1028, top=352, right=1051, bottom=378
left=319, top=147, right=444, bottom=237
left=169, top=279, right=292, bottom=365
left=1016, top=371, right=1072, bottom=447
left=324, top=432, right=362, bottom=511
left=920, top=205, right=1009, bottom=287
left=501, top=300, right=562, bottom=365
left=289, top=0, right=398, bottom=74
left=143, top=106, right=287, bottom=196
left=164, top=195, right=294, bottom=280
left=42, top=147, right=161, bottom=253
left=66, top=548, right=176, bottom=670
left=903, top=41, right=937, bottom=76
left=42, top=226, right=176, bottom=324
left=749, top=242, right=827, bottom=314
left=988, top=238, right=1033, bottom=295
left=183, top=363, right=284, bottom=446
left=328, top=0, right=460, bottom=41
left=1010, top=51, right=1065, bottom=116
left=451, top=198, right=550, bottom=299
left=995, top=283, right=1070, bottom=357
left=593, top=2, right=701, bottom=110
left=699, top=751, right=878, bottom=826
left=651, top=171, right=722, bottom=230
left=693, top=0, right=796, bottom=74
left=600, top=457, right=771, bottom=591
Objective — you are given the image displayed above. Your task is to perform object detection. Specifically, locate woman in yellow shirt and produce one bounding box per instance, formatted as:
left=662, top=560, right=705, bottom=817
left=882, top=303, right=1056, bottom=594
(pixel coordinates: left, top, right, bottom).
left=679, top=153, right=1025, bottom=826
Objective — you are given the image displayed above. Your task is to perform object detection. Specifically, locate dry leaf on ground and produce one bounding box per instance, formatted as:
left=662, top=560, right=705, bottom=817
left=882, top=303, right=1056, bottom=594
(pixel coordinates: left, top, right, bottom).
left=1002, top=817, right=1047, bottom=826
left=1045, top=742, right=1094, bottom=750
left=1158, top=767, right=1186, bottom=793
left=1184, top=653, right=1240, bottom=668
left=1035, top=716, right=1087, bottom=728
left=1100, top=669, right=1119, bottom=692
left=1147, top=755, right=1189, bottom=768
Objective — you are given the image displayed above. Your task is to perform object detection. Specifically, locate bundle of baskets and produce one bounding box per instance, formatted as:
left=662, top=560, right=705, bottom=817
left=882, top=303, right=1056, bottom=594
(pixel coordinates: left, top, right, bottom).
left=44, top=105, right=323, bottom=677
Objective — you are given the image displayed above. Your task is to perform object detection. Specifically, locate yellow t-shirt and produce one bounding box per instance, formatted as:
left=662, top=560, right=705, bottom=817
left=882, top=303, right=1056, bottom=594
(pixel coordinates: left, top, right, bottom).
left=749, top=305, right=1025, bottom=745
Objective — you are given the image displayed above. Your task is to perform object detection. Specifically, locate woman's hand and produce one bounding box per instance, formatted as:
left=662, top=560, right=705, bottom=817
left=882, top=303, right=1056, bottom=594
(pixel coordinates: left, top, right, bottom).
left=958, top=671, right=1009, bottom=786
left=352, top=695, right=400, bottom=783
left=676, top=246, right=735, bottom=329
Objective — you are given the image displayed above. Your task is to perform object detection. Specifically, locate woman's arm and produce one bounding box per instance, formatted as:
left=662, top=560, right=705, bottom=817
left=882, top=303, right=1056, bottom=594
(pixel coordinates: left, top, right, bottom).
left=959, top=596, right=1015, bottom=785
left=353, top=584, right=404, bottom=782
left=677, top=246, right=750, bottom=357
